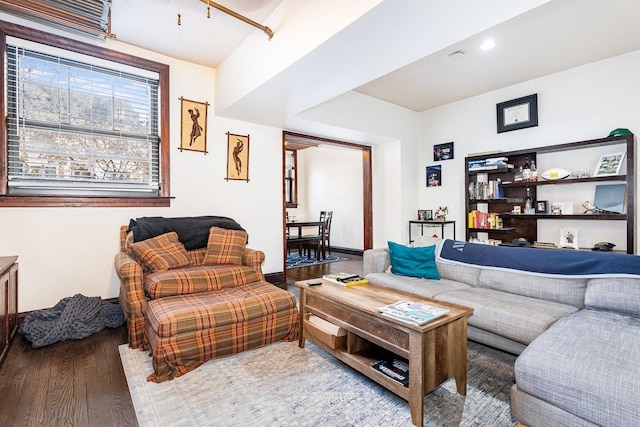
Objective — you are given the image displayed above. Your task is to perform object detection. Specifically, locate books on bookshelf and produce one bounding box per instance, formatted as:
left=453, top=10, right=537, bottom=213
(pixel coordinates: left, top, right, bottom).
left=322, top=273, right=368, bottom=286
left=371, top=357, right=409, bottom=386
left=377, top=300, right=449, bottom=325
left=468, top=210, right=501, bottom=230
left=467, top=157, right=512, bottom=172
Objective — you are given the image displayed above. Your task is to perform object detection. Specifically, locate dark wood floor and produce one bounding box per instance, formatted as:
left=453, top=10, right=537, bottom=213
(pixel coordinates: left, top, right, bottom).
left=0, top=251, right=362, bottom=427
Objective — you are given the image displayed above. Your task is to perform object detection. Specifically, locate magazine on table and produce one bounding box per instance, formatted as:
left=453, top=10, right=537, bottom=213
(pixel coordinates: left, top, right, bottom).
left=322, top=273, right=368, bottom=286
left=377, top=300, right=449, bottom=325
left=371, top=357, right=409, bottom=386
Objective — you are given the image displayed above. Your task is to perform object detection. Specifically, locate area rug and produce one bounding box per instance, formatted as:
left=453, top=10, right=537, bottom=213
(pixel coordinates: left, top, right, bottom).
left=286, top=253, right=349, bottom=269
left=119, top=340, right=517, bottom=426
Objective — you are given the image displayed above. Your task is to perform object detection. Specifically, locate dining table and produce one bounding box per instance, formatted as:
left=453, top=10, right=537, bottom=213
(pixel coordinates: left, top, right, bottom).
left=286, top=220, right=325, bottom=260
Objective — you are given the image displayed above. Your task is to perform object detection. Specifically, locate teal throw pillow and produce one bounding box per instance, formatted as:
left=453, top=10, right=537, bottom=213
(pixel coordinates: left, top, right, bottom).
left=387, top=241, right=440, bottom=280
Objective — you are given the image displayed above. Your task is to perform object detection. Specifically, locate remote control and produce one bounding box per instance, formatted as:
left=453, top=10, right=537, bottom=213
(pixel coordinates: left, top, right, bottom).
left=307, top=281, right=322, bottom=286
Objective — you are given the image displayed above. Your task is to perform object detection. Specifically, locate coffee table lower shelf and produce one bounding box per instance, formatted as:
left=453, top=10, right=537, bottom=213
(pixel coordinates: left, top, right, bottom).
left=295, top=280, right=473, bottom=426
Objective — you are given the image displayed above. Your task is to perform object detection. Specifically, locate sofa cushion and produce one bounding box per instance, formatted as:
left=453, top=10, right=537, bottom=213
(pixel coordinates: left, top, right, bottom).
left=203, top=226, right=248, bottom=266
left=436, top=288, right=578, bottom=345
left=366, top=272, right=471, bottom=298
left=387, top=241, right=440, bottom=279
left=585, top=277, right=640, bottom=317
left=144, top=265, right=261, bottom=299
left=127, top=232, right=191, bottom=273
left=514, top=309, right=640, bottom=426
left=437, top=261, right=480, bottom=286
left=478, top=269, right=587, bottom=308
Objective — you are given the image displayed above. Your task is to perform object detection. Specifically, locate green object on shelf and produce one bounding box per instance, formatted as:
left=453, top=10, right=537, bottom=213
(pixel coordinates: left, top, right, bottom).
left=608, top=128, right=631, bottom=137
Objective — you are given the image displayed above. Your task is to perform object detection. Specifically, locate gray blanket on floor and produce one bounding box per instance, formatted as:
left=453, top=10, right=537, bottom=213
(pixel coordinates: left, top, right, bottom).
left=18, top=294, right=125, bottom=348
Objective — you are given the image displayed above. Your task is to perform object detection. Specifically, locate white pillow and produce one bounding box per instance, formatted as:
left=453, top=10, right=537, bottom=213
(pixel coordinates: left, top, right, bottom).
left=412, top=235, right=442, bottom=249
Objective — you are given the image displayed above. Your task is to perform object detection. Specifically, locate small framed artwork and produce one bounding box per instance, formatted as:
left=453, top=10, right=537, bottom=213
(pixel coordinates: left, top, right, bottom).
left=179, top=97, right=209, bottom=153
left=426, top=165, right=442, bottom=187
left=535, top=200, right=548, bottom=214
left=559, top=226, right=579, bottom=250
left=417, top=210, right=433, bottom=220
left=497, top=94, right=538, bottom=133
left=434, top=142, right=454, bottom=161
left=225, top=132, right=250, bottom=182
left=594, top=152, right=625, bottom=176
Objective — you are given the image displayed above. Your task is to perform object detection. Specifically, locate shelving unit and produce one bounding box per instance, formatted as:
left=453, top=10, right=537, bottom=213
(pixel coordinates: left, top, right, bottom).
left=464, top=134, right=635, bottom=253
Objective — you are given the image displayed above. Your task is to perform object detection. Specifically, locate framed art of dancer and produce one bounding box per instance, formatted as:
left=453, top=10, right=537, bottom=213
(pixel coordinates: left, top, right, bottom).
left=226, top=132, right=250, bottom=182
left=179, top=97, right=209, bottom=153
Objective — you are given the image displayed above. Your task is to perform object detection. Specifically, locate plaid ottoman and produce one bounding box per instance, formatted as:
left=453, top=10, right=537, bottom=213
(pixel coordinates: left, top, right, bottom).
left=144, top=281, right=299, bottom=382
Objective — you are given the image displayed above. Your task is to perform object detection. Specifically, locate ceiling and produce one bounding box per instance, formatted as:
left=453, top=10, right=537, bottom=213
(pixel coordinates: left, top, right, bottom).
left=108, top=0, right=640, bottom=118
left=110, top=0, right=284, bottom=69
left=354, top=1, right=640, bottom=112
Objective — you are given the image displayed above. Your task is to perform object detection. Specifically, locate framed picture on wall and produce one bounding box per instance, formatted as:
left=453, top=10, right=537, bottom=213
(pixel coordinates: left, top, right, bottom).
left=426, top=165, right=442, bottom=187
left=225, top=132, right=250, bottom=182
left=179, top=97, right=209, bottom=153
left=433, top=142, right=454, bottom=161
left=496, top=94, right=538, bottom=133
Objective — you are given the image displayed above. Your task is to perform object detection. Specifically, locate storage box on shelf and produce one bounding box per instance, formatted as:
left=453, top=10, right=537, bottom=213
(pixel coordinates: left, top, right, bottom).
left=464, top=133, right=635, bottom=253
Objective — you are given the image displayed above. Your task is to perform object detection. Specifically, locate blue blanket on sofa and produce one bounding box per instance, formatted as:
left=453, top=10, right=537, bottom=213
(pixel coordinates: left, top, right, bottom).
left=437, top=239, right=640, bottom=278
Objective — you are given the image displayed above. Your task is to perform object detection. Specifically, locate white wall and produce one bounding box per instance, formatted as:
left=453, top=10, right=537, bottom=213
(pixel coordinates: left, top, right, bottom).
left=420, top=50, right=640, bottom=252
left=290, top=146, right=363, bottom=250
left=0, top=17, right=286, bottom=312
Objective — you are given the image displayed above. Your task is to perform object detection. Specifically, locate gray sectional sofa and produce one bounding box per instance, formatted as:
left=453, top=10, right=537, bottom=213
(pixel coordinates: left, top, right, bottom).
left=363, top=236, right=640, bottom=427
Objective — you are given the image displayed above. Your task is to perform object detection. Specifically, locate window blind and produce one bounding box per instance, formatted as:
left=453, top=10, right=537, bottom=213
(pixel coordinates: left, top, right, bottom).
left=6, top=42, right=160, bottom=196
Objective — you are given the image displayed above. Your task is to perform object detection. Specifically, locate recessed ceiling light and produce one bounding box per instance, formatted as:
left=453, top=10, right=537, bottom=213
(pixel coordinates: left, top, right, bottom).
left=481, top=40, right=496, bottom=51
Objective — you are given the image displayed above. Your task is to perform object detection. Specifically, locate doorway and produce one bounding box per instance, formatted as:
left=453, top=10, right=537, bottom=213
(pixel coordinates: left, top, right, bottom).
left=282, top=131, right=373, bottom=278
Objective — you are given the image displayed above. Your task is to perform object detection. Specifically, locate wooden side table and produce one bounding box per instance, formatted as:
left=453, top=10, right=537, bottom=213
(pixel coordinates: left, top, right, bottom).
left=0, top=256, right=18, bottom=365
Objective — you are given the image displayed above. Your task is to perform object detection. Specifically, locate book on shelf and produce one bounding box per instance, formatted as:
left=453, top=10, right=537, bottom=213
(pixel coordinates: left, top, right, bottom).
left=377, top=300, right=449, bottom=325
left=371, top=357, right=409, bottom=386
left=322, top=273, right=368, bottom=286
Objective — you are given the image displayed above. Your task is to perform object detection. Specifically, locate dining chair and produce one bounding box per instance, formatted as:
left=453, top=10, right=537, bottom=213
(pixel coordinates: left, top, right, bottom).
left=319, top=211, right=333, bottom=256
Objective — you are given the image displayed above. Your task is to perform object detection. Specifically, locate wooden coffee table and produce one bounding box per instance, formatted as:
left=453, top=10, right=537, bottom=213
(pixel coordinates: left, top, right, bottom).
left=294, top=279, right=473, bottom=426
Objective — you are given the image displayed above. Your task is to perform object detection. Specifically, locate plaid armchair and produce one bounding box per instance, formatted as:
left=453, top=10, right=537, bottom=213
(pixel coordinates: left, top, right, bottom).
left=115, top=225, right=266, bottom=348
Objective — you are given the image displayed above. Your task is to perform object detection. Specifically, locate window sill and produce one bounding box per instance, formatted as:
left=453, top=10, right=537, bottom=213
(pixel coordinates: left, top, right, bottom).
left=0, top=195, right=173, bottom=208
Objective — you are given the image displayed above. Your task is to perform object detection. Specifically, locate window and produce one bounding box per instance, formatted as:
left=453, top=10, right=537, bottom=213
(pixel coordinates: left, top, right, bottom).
left=0, top=21, right=170, bottom=207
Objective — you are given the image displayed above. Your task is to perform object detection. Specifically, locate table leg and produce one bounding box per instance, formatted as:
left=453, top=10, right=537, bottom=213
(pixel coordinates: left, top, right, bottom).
left=453, top=318, right=468, bottom=395
left=408, top=333, right=425, bottom=427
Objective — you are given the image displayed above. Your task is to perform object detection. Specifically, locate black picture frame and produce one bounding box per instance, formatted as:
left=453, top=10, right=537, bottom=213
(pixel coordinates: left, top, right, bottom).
left=535, top=200, right=548, bottom=214
left=426, top=165, right=442, bottom=187
left=497, top=94, right=538, bottom=133
left=433, top=142, right=454, bottom=161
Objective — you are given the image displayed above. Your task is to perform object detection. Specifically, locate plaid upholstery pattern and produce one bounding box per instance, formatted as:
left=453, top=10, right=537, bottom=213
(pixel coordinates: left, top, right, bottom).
left=127, top=232, right=191, bottom=272
left=115, top=251, right=148, bottom=348
left=144, top=281, right=299, bottom=382
left=144, top=265, right=262, bottom=299
left=115, top=225, right=267, bottom=349
left=202, top=226, right=247, bottom=265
